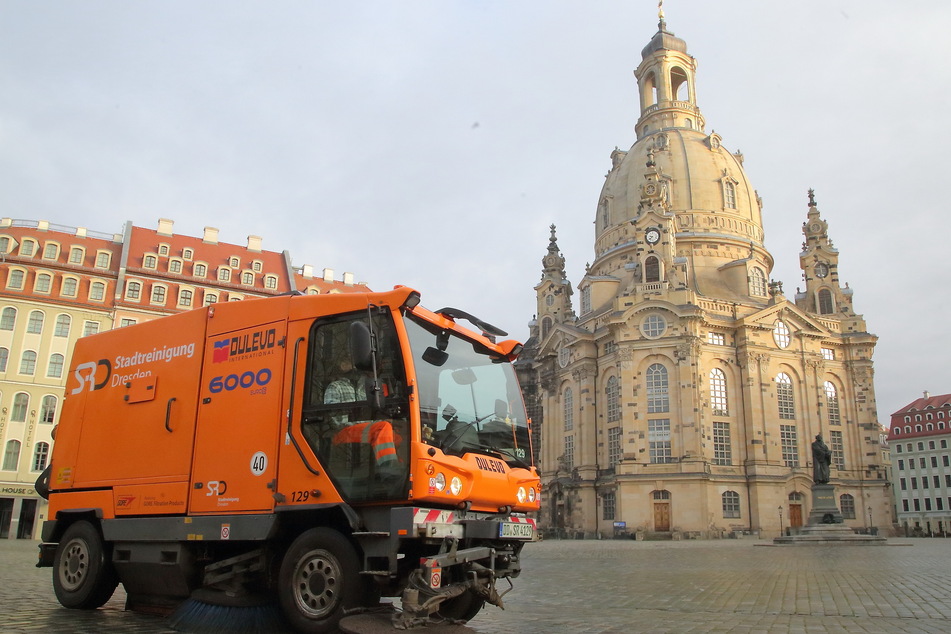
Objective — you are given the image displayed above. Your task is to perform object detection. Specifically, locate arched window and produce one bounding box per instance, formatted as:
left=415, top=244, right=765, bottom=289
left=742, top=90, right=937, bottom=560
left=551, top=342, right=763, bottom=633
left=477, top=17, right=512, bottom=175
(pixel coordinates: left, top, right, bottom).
left=47, top=353, right=64, bottom=378
left=724, top=182, right=736, bottom=209
left=818, top=288, right=834, bottom=314
left=541, top=317, right=552, bottom=339
left=126, top=281, right=141, bottom=299
left=722, top=491, right=740, bottom=518
left=0, top=347, right=8, bottom=372
left=776, top=373, right=795, bottom=419
left=839, top=494, right=856, bottom=519
left=151, top=285, right=167, bottom=304
left=35, top=273, right=52, bottom=293
left=2, top=440, right=21, bottom=471
left=710, top=369, right=728, bottom=416
left=89, top=282, right=105, bottom=301
left=0, top=307, right=15, bottom=330
left=647, top=364, right=669, bottom=413
left=61, top=277, right=78, bottom=296
left=40, top=395, right=57, bottom=423
left=179, top=289, right=193, bottom=307
left=27, top=310, right=44, bottom=334
left=563, top=388, right=574, bottom=431
left=825, top=382, right=840, bottom=425
left=54, top=314, right=71, bottom=337
left=606, top=376, right=620, bottom=423
left=19, top=351, right=37, bottom=376
left=11, top=393, right=29, bottom=422
left=645, top=256, right=660, bottom=283
left=652, top=490, right=670, bottom=500
left=580, top=287, right=591, bottom=314
left=749, top=267, right=767, bottom=297
left=32, top=442, right=50, bottom=471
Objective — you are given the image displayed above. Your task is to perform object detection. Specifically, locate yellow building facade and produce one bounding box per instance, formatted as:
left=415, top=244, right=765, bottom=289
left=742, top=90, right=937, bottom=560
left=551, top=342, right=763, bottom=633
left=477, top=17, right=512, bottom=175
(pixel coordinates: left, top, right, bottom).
left=520, top=16, right=890, bottom=538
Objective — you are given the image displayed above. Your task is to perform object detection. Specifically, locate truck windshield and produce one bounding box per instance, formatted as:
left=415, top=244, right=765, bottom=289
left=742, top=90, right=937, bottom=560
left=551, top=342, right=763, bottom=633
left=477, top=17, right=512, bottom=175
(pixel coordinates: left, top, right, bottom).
left=404, top=312, right=533, bottom=468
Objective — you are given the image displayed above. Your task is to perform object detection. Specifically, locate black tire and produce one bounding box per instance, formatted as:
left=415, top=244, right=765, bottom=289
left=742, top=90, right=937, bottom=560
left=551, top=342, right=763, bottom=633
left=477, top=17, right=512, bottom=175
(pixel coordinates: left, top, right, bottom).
left=52, top=521, right=118, bottom=609
left=436, top=590, right=485, bottom=623
left=277, top=528, right=362, bottom=633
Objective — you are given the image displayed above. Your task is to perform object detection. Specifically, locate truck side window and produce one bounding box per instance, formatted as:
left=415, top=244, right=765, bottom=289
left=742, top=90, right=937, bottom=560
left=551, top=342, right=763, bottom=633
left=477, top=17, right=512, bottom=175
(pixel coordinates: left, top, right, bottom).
left=300, top=309, right=409, bottom=502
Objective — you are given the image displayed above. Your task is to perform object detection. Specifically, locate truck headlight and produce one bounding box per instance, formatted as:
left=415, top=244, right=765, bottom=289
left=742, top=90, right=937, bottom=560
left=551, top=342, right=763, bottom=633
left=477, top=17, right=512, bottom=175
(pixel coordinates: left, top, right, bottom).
left=434, top=473, right=446, bottom=492
left=449, top=476, right=463, bottom=496
left=516, top=487, right=527, bottom=503
left=528, top=487, right=537, bottom=503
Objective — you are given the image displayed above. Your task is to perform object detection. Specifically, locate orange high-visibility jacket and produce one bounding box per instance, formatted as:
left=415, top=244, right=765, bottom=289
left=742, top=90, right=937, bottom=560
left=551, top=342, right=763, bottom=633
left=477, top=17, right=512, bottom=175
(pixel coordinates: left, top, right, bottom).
left=333, top=420, right=399, bottom=466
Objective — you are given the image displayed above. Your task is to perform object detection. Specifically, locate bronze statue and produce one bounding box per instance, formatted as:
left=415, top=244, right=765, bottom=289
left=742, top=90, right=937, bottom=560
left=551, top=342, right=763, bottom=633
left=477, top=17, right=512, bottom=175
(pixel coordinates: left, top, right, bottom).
left=812, top=434, right=832, bottom=484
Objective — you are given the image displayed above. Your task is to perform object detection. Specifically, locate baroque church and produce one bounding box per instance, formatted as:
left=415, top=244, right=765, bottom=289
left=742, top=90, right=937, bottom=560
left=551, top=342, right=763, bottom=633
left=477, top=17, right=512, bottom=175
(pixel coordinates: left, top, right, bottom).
left=517, top=13, right=890, bottom=538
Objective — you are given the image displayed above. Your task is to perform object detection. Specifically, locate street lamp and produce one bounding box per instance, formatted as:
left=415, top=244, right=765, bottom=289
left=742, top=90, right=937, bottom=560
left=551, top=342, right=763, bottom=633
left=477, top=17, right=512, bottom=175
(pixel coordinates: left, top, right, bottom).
left=867, top=506, right=873, bottom=533
left=778, top=505, right=784, bottom=537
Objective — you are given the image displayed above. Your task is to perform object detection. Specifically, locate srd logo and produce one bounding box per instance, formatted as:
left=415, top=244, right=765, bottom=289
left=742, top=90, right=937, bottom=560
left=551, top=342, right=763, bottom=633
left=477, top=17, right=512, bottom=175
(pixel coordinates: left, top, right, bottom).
left=71, top=359, right=112, bottom=395
left=208, top=368, right=272, bottom=394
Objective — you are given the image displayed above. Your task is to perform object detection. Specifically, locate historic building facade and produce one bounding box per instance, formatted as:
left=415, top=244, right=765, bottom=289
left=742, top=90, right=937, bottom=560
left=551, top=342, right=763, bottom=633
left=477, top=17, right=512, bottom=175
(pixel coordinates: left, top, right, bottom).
left=888, top=392, right=951, bottom=537
left=0, top=217, right=367, bottom=539
left=518, top=15, right=890, bottom=538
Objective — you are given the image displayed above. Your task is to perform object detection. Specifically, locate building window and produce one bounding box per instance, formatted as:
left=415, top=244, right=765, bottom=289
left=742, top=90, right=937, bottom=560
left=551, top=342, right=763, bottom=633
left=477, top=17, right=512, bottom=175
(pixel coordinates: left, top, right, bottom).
left=710, top=369, right=728, bottom=416
left=821, top=347, right=834, bottom=361
left=229, top=257, right=240, bottom=268
left=900, top=478, right=906, bottom=490
left=648, top=418, right=672, bottom=463
left=20, top=240, right=36, bottom=256
left=563, top=435, right=574, bottom=470
left=179, top=289, right=193, bottom=307
left=35, top=273, right=52, bottom=293
left=780, top=424, right=799, bottom=467
left=95, top=251, right=110, bottom=268
left=0, top=307, right=14, bottom=330
left=27, top=310, right=45, bottom=334
left=644, top=256, right=661, bottom=283
left=151, top=285, right=167, bottom=304
left=43, top=243, right=59, bottom=259
left=773, top=320, right=791, bottom=348
left=830, top=430, right=844, bottom=470
left=242, top=271, right=254, bottom=285
left=143, top=254, right=157, bottom=269
left=840, top=494, right=855, bottom=519
left=580, top=286, right=591, bottom=314
left=7, top=269, right=25, bottom=289
left=119, top=318, right=137, bottom=328
left=653, top=490, right=671, bottom=501
left=251, top=260, right=262, bottom=273
left=602, top=491, right=616, bottom=521
left=11, top=393, right=29, bottom=422
left=898, top=459, right=904, bottom=471
left=183, top=248, right=193, bottom=260
left=0, top=236, right=9, bottom=254
left=40, top=395, right=57, bottom=423
left=126, top=281, right=141, bottom=300
left=89, top=282, right=105, bottom=301
left=61, top=277, right=78, bottom=297
left=204, top=293, right=218, bottom=305
left=47, top=353, right=65, bottom=378
left=68, top=247, right=84, bottom=264
left=608, top=426, right=622, bottom=466
left=708, top=332, right=726, bottom=345
left=2, top=440, right=21, bottom=471
left=20, top=350, right=37, bottom=375
left=646, top=363, right=669, bottom=413
left=169, top=259, right=183, bottom=274
left=83, top=321, right=100, bottom=336
left=563, top=388, right=573, bottom=431
left=194, top=263, right=207, bottom=277
left=722, top=491, right=741, bottom=518
left=265, top=275, right=278, bottom=290
left=54, top=314, right=71, bottom=337
left=724, top=181, right=736, bottom=209
left=32, top=442, right=50, bottom=471
left=642, top=314, right=666, bottom=338
left=158, top=244, right=169, bottom=256
left=825, top=382, right=840, bottom=426
left=606, top=376, right=621, bottom=422
left=713, top=422, right=731, bottom=465
left=218, top=268, right=231, bottom=282
left=0, top=347, right=8, bottom=372
left=776, top=373, right=795, bottom=419
left=818, top=289, right=834, bottom=314
left=749, top=267, right=767, bottom=297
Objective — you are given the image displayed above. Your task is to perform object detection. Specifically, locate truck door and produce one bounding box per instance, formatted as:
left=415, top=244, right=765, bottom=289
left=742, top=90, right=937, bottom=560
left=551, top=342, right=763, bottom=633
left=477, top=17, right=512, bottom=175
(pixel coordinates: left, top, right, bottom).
left=189, top=320, right=286, bottom=514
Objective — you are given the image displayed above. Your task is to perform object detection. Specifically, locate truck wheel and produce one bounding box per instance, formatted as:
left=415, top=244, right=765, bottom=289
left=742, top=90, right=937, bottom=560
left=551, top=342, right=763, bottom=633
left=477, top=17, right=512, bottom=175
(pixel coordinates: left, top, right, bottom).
left=52, top=521, right=118, bottom=609
left=436, top=590, right=485, bottom=622
left=278, top=528, right=361, bottom=633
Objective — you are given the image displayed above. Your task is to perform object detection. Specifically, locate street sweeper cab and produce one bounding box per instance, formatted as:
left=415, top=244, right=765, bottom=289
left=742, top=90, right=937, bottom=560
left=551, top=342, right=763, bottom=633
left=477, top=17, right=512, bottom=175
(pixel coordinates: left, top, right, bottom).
left=36, top=287, right=540, bottom=632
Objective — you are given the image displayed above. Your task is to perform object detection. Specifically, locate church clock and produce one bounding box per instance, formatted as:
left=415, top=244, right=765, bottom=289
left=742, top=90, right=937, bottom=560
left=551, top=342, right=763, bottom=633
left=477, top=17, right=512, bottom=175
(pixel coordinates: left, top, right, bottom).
left=645, top=228, right=661, bottom=246
left=814, top=262, right=829, bottom=278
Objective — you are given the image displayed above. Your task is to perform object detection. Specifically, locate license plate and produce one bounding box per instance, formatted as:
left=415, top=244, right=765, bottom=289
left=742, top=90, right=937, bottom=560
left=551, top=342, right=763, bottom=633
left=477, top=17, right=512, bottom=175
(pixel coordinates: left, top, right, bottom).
left=499, top=521, right=534, bottom=539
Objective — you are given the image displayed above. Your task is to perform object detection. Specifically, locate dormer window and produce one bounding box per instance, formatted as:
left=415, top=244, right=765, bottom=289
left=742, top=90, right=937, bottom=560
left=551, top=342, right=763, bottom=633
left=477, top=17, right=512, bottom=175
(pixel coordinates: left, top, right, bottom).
left=218, top=268, right=231, bottom=282
left=20, top=239, right=37, bottom=256
left=158, top=244, right=170, bottom=256
left=143, top=255, right=157, bottom=269
left=183, top=248, right=193, bottom=260
left=229, top=257, right=240, bottom=268
left=95, top=251, right=111, bottom=268
left=252, top=260, right=263, bottom=273
left=724, top=181, right=736, bottom=209
left=43, top=243, right=59, bottom=259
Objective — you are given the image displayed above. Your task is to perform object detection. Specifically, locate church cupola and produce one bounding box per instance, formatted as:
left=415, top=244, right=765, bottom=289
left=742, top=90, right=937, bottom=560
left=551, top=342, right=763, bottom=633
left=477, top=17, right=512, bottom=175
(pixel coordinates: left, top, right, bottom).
left=795, top=190, right=855, bottom=316
left=634, top=6, right=705, bottom=139
left=534, top=225, right=574, bottom=339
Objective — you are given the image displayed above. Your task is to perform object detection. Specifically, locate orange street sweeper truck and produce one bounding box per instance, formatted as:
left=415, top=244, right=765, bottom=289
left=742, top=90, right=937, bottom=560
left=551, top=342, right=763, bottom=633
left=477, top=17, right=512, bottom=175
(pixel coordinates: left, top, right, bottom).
left=36, top=287, right=540, bottom=632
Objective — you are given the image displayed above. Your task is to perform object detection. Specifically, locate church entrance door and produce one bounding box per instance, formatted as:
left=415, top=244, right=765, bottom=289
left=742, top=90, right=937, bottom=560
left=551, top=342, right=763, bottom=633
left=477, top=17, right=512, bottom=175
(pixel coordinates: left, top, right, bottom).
left=653, top=503, right=670, bottom=532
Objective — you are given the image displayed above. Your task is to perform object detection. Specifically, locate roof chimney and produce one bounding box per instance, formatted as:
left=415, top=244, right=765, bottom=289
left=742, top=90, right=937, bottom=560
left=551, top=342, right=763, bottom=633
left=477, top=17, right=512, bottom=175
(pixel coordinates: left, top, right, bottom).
left=343, top=272, right=354, bottom=285
left=322, top=268, right=334, bottom=283
left=203, top=226, right=219, bottom=244
left=247, top=235, right=262, bottom=252
left=157, top=218, right=174, bottom=236
left=924, top=391, right=931, bottom=399
left=301, top=264, right=313, bottom=278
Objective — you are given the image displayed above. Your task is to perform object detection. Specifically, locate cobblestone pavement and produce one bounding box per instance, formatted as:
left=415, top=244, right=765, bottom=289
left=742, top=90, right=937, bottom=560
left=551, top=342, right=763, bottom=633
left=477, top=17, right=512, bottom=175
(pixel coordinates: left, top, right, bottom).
left=4, top=537, right=951, bottom=633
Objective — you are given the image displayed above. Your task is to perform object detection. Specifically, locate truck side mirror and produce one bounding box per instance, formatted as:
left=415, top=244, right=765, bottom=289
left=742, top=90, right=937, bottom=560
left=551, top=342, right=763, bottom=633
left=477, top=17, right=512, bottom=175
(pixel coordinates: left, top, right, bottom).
left=349, top=321, right=374, bottom=371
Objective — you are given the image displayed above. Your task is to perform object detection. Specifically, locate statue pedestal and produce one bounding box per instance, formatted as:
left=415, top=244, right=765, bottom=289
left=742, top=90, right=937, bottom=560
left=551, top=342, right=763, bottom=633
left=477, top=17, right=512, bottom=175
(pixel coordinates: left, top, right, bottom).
left=773, top=483, right=886, bottom=546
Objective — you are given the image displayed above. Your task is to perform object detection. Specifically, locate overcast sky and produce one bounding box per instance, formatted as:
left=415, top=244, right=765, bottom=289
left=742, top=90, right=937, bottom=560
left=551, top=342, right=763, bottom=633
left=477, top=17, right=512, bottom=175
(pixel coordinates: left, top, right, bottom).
left=2, top=1, right=949, bottom=425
